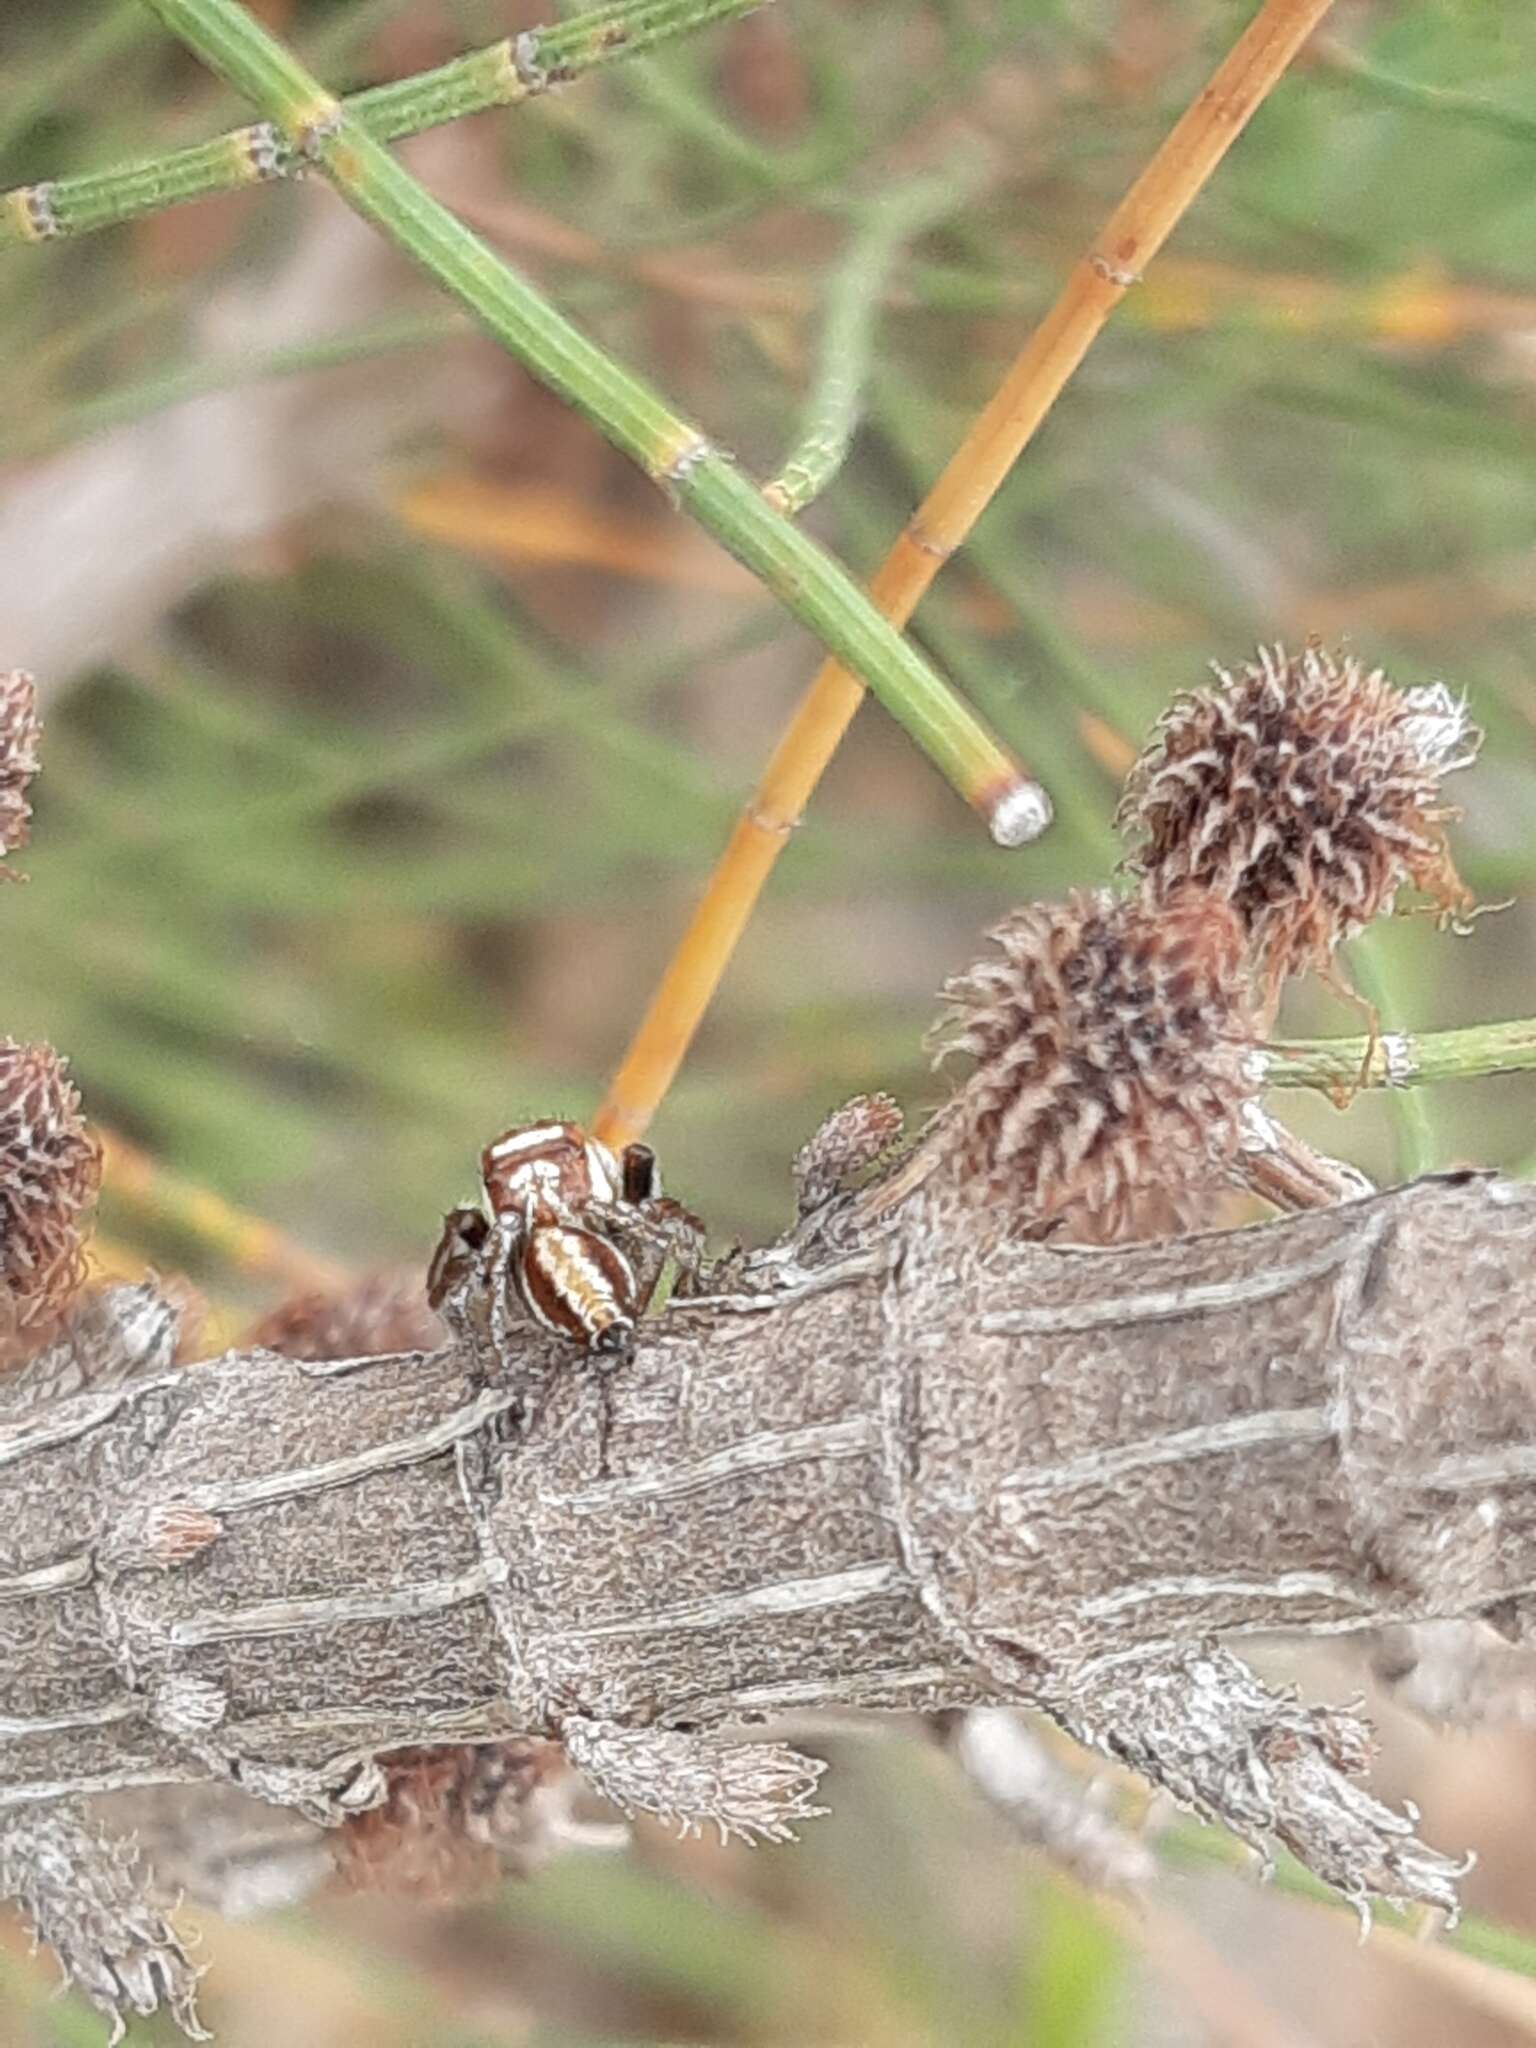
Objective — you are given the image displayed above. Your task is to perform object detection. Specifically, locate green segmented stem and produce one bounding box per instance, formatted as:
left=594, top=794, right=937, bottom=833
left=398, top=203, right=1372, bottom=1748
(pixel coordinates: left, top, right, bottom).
left=2, top=0, right=766, bottom=248
left=1265, top=1016, right=1536, bottom=1092
left=131, top=0, right=1047, bottom=839
left=765, top=167, right=982, bottom=517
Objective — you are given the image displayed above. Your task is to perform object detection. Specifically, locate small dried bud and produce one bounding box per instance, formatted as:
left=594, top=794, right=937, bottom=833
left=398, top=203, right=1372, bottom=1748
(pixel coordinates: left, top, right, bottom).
left=926, top=885, right=1254, bottom=1244
left=794, top=1091, right=906, bottom=1214
left=244, top=1269, right=443, bottom=1361
left=0, top=669, right=40, bottom=871
left=1118, top=644, right=1479, bottom=1007
left=0, top=1039, right=102, bottom=1359
left=330, top=1740, right=568, bottom=1897
left=140, top=1501, right=224, bottom=1570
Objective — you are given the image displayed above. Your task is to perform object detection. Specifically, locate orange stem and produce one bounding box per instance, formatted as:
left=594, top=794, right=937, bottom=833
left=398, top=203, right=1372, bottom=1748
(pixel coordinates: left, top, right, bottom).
left=595, top=0, right=1336, bottom=1150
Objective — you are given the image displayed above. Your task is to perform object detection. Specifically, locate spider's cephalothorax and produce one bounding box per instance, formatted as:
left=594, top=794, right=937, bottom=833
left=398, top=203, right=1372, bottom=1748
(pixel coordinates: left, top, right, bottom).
left=481, top=1120, right=623, bottom=1222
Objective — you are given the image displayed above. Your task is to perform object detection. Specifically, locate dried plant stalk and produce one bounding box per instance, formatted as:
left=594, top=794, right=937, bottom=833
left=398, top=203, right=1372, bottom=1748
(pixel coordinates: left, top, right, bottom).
left=5, top=1172, right=1536, bottom=2040
left=595, top=0, right=1339, bottom=1149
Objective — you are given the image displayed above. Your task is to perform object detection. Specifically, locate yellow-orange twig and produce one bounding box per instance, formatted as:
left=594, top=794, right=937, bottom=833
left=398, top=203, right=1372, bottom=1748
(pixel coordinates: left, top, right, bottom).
left=99, top=1127, right=347, bottom=1296
left=594, top=0, right=1336, bottom=1150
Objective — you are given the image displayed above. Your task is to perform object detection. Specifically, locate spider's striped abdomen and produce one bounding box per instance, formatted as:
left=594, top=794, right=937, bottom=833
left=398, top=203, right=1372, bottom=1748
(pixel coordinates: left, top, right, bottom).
left=514, top=1219, right=637, bottom=1357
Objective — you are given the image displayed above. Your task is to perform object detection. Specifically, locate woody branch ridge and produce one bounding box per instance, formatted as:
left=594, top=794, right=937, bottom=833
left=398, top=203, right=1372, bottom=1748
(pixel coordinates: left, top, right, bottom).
left=3, top=1169, right=1536, bottom=1830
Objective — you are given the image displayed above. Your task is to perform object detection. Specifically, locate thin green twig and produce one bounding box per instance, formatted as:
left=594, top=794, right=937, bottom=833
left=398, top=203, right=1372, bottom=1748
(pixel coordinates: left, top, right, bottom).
left=1341, top=932, right=1437, bottom=1176
left=132, top=0, right=1048, bottom=843
left=1314, top=34, right=1536, bottom=149
left=2, top=0, right=766, bottom=249
left=765, top=166, right=983, bottom=517
left=1264, top=1016, right=1536, bottom=1093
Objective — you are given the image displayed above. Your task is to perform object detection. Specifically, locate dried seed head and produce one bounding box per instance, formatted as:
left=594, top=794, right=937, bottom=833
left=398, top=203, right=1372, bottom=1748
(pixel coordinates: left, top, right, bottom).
left=1118, top=644, right=1479, bottom=1006
left=0, top=1040, right=101, bottom=1359
left=0, top=669, right=41, bottom=871
left=926, top=884, right=1254, bottom=1244
left=794, top=1091, right=906, bottom=1214
left=330, top=1740, right=568, bottom=1897
left=244, top=1269, right=443, bottom=1360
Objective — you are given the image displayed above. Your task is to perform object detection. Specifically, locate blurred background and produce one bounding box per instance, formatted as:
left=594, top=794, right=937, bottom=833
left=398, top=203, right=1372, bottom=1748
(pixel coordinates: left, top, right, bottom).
left=4, top=0, right=1536, bottom=2040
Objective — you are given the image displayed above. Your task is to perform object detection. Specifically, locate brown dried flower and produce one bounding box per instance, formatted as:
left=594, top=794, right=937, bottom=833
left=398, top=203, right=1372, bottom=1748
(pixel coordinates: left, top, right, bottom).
left=0, top=1040, right=102, bottom=1361
left=925, top=883, right=1254, bottom=1244
left=1118, top=643, right=1478, bottom=1010
left=794, top=1091, right=906, bottom=1214
left=330, top=1741, right=568, bottom=1897
left=244, top=1268, right=442, bottom=1361
left=0, top=669, right=41, bottom=872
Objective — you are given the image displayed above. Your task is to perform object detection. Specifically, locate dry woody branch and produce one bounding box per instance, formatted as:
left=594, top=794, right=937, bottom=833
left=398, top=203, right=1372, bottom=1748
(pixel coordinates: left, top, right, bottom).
left=2, top=1175, right=1535, bottom=2035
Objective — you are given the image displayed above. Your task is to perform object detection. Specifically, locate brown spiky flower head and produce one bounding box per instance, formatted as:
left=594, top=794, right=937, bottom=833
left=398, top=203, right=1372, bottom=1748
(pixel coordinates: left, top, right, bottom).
left=0, top=1040, right=102, bottom=1359
left=0, top=669, right=41, bottom=872
left=244, top=1269, right=443, bottom=1361
left=330, top=1740, right=571, bottom=1898
left=925, top=883, right=1255, bottom=1245
left=1117, top=644, right=1479, bottom=1011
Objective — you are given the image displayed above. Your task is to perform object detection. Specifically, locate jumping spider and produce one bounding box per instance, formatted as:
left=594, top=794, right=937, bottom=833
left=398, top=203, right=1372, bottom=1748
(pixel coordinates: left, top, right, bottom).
left=427, top=1121, right=707, bottom=1376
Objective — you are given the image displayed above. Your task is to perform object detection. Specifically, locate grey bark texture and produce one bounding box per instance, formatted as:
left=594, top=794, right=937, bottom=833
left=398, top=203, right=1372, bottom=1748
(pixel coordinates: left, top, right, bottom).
left=4, top=1168, right=1536, bottom=2032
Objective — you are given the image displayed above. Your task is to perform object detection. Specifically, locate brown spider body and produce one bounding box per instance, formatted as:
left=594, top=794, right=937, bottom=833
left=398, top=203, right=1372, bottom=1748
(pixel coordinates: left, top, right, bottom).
left=427, top=1117, right=707, bottom=1387
left=477, top=1121, right=640, bottom=1359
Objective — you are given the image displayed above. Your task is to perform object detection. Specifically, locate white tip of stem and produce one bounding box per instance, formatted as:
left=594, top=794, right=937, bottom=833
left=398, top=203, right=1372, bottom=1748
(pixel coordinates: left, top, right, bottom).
left=987, top=780, right=1053, bottom=847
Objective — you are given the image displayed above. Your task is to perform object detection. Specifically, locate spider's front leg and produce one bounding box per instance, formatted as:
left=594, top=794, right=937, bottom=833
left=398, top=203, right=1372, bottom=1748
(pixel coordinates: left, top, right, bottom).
left=425, top=1202, right=496, bottom=1364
